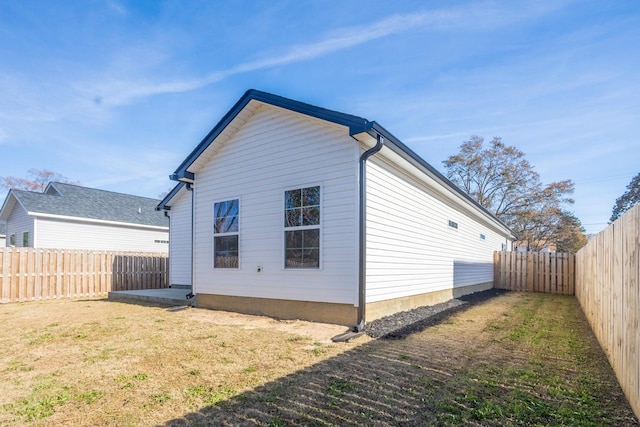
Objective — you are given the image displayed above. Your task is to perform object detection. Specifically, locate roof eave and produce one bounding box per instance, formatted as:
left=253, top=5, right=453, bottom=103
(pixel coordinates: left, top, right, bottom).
left=156, top=182, right=188, bottom=211
left=366, top=123, right=516, bottom=239
left=0, top=191, right=19, bottom=222
left=171, top=89, right=372, bottom=181
left=169, top=89, right=515, bottom=239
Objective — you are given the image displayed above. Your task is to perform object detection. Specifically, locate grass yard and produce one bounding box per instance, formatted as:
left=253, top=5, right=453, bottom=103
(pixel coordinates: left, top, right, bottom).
left=0, top=292, right=637, bottom=426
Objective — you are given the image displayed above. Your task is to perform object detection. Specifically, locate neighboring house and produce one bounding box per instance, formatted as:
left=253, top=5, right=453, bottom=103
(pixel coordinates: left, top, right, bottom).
left=0, top=182, right=168, bottom=252
left=157, top=89, right=515, bottom=328
left=0, top=223, right=5, bottom=246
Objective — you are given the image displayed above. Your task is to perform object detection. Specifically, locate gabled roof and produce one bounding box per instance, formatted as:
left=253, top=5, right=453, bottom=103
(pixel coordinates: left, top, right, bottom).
left=169, top=89, right=515, bottom=238
left=170, top=89, right=377, bottom=183
left=156, top=181, right=188, bottom=212
left=0, top=182, right=168, bottom=228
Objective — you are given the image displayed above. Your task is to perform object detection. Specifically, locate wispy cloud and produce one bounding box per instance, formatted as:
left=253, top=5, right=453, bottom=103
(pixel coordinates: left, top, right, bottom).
left=105, top=0, right=127, bottom=15
left=85, top=0, right=573, bottom=108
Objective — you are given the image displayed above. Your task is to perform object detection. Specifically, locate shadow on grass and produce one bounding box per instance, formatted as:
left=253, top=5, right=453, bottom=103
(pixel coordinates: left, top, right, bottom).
left=161, top=319, right=462, bottom=425
left=160, top=289, right=637, bottom=427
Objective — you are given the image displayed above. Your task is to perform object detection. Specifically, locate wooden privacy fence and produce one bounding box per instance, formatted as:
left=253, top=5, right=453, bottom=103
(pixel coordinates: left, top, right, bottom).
left=0, top=248, right=168, bottom=303
left=575, top=203, right=639, bottom=419
left=494, top=251, right=576, bottom=295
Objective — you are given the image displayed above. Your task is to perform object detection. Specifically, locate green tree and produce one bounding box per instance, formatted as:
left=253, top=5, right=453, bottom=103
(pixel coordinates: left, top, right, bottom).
left=0, top=169, right=78, bottom=192
left=443, top=136, right=586, bottom=253
left=610, top=172, right=640, bottom=222
left=555, top=211, right=589, bottom=253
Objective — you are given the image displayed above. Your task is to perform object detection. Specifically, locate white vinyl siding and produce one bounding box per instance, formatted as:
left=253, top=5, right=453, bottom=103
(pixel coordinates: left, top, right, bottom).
left=34, top=217, right=169, bottom=252
left=168, top=189, right=192, bottom=287
left=192, top=104, right=359, bottom=305
left=365, top=158, right=506, bottom=303
left=6, top=204, right=33, bottom=247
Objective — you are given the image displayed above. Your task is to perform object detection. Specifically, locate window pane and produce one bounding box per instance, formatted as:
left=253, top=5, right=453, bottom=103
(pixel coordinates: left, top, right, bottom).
left=285, top=189, right=302, bottom=209
left=284, top=187, right=320, bottom=228
left=214, top=199, right=239, bottom=233
left=214, top=235, right=238, bottom=268
left=305, top=249, right=320, bottom=268
left=284, top=187, right=320, bottom=269
left=216, top=215, right=238, bottom=233
left=285, top=230, right=319, bottom=268
left=301, top=207, right=320, bottom=226
left=284, top=208, right=301, bottom=227
left=285, top=230, right=303, bottom=248
left=303, top=229, right=320, bottom=247
left=302, top=186, right=320, bottom=207
left=285, top=249, right=320, bottom=268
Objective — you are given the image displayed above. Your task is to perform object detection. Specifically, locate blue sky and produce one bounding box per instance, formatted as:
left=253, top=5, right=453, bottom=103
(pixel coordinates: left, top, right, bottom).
left=1, top=0, right=638, bottom=234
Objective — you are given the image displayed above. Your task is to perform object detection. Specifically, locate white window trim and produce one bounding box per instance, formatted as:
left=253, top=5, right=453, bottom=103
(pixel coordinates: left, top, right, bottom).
left=212, top=197, right=241, bottom=270
left=282, top=184, right=323, bottom=270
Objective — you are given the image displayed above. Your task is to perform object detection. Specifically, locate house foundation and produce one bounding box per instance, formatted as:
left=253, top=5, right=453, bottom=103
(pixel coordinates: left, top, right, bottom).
left=195, top=282, right=493, bottom=327
left=365, top=282, right=493, bottom=322
left=195, top=294, right=358, bottom=326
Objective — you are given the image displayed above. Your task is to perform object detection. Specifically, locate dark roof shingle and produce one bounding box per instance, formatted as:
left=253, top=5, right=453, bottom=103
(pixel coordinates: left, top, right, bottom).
left=10, top=182, right=167, bottom=228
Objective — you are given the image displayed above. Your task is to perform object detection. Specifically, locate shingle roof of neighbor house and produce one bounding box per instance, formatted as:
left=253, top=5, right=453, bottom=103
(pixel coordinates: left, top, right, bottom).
left=0, top=182, right=168, bottom=228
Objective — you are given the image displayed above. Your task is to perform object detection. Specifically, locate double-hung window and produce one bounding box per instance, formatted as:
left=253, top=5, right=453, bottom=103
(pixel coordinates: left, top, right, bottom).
left=213, top=199, right=239, bottom=268
left=284, top=186, right=320, bottom=269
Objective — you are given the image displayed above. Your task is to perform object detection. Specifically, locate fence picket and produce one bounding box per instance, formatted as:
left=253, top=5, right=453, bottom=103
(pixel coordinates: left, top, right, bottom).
left=494, top=251, right=576, bottom=295
left=0, top=248, right=168, bottom=303
left=576, top=203, right=640, bottom=420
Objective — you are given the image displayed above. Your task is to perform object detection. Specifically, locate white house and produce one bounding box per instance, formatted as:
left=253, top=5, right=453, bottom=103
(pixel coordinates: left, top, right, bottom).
left=0, top=182, right=169, bottom=252
left=157, top=90, right=515, bottom=329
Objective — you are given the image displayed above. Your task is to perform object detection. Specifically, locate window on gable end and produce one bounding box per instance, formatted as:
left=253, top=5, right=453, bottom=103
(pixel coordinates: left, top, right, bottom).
left=213, top=199, right=239, bottom=268
left=284, top=186, right=320, bottom=269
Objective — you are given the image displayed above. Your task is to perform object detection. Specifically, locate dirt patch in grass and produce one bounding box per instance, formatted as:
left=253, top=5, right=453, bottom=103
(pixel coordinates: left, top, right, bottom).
left=1, top=292, right=637, bottom=426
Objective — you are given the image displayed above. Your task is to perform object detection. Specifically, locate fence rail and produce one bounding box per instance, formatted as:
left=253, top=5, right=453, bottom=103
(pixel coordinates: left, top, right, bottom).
left=576, top=203, right=639, bottom=419
left=0, top=248, right=168, bottom=303
left=494, top=251, right=575, bottom=295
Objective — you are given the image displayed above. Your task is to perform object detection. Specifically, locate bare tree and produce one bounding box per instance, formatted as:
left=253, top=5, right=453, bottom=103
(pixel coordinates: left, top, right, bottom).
left=443, top=136, right=586, bottom=252
left=0, top=169, right=79, bottom=192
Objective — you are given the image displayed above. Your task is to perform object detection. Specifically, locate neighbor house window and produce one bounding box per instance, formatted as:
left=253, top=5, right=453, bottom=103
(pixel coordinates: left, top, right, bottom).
left=213, top=199, right=239, bottom=268
left=448, top=220, right=458, bottom=229
left=9, top=234, right=15, bottom=246
left=22, top=232, right=29, bottom=247
left=284, top=186, right=320, bottom=268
